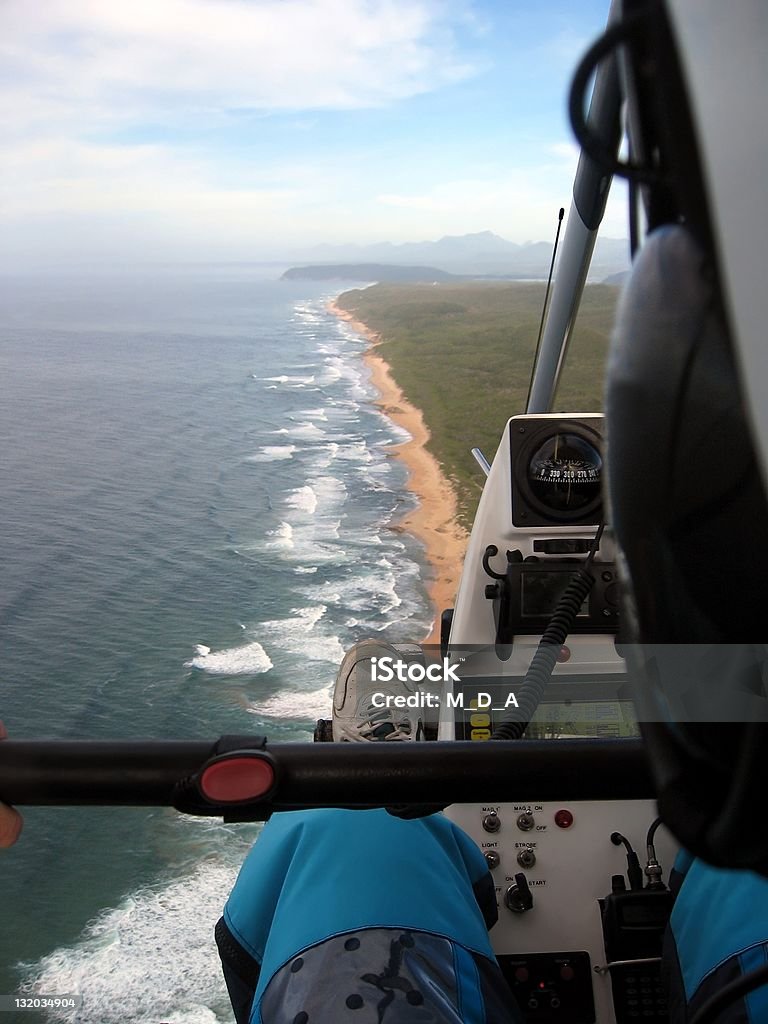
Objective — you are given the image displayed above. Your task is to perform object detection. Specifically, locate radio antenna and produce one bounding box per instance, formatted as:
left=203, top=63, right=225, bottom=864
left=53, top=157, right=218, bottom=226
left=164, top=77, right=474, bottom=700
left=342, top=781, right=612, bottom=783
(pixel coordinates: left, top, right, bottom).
left=526, top=207, right=565, bottom=410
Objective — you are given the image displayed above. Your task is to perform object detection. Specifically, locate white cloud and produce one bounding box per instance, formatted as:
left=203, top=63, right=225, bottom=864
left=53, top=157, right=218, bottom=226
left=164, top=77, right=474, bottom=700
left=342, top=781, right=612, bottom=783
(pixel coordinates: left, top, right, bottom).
left=1, top=0, right=473, bottom=141
left=375, top=163, right=575, bottom=236
left=0, top=0, right=482, bottom=262
left=0, top=2, right=627, bottom=264
left=372, top=155, right=629, bottom=244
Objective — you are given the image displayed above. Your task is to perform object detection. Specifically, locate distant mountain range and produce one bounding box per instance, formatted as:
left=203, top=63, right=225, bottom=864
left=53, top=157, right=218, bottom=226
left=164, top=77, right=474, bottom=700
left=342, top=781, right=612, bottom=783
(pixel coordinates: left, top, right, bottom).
left=289, top=230, right=630, bottom=282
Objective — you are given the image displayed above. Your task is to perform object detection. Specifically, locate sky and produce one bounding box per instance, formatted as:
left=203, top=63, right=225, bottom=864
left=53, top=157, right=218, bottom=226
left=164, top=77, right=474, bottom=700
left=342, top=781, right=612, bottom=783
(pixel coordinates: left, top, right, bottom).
left=1, top=0, right=627, bottom=267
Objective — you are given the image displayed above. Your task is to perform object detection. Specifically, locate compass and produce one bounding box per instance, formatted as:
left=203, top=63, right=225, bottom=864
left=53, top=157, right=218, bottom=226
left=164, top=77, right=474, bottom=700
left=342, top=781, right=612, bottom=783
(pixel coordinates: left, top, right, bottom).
left=511, top=418, right=604, bottom=526
left=527, top=433, right=603, bottom=514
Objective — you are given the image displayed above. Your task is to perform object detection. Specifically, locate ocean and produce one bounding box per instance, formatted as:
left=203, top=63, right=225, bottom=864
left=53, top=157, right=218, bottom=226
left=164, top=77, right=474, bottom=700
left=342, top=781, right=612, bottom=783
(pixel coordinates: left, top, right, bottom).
left=0, top=266, right=433, bottom=1023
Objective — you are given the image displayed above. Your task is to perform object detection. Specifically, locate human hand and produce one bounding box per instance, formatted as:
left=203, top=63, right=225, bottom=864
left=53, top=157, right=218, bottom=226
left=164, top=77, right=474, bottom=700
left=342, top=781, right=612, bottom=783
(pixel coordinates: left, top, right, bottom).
left=0, top=721, right=23, bottom=847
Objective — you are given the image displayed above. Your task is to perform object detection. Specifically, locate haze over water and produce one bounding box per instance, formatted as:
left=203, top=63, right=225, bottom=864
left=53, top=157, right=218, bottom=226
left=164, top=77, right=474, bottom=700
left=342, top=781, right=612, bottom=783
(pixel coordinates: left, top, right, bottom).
left=0, top=266, right=432, bottom=1023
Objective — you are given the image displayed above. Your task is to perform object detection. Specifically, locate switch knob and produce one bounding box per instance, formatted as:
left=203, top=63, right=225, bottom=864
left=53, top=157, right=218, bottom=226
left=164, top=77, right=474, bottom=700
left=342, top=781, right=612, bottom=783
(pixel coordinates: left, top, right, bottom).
left=484, top=850, right=501, bottom=869
left=504, top=873, right=534, bottom=913
left=517, top=847, right=536, bottom=869
left=482, top=811, right=501, bottom=833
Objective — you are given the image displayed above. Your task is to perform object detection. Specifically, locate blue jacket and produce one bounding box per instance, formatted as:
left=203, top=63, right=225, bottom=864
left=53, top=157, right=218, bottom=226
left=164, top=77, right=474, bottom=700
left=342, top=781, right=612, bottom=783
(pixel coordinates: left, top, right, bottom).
left=664, top=851, right=768, bottom=1022
left=216, top=808, right=521, bottom=1024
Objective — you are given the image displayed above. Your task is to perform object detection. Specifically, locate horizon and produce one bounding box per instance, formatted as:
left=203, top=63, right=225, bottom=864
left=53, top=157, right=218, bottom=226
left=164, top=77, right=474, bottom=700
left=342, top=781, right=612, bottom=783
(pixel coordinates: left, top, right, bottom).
left=2, top=0, right=627, bottom=270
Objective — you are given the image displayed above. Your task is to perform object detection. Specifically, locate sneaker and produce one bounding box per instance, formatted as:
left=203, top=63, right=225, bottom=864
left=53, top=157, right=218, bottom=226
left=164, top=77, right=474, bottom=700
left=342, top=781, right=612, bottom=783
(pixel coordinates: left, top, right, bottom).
left=332, top=639, right=425, bottom=742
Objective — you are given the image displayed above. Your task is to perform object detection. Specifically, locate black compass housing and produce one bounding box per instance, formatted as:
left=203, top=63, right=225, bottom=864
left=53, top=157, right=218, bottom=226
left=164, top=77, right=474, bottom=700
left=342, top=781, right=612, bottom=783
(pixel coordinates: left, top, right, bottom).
left=510, top=416, right=604, bottom=527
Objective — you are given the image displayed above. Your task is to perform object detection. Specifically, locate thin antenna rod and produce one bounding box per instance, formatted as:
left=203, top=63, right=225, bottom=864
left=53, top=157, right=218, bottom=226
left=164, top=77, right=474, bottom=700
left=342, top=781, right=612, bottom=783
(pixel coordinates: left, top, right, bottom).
left=526, top=207, right=565, bottom=409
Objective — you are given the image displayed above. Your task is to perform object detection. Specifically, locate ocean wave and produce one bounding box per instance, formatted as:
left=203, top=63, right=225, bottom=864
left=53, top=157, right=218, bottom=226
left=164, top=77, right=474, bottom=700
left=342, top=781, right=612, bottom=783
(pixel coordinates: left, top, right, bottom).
left=282, top=421, right=327, bottom=440
left=19, top=860, right=237, bottom=1024
left=265, top=522, right=294, bottom=550
left=316, top=362, right=342, bottom=386
left=186, top=640, right=273, bottom=675
left=306, top=474, right=347, bottom=509
left=302, top=571, right=404, bottom=616
left=259, top=606, right=345, bottom=664
left=245, top=445, right=296, bottom=462
left=293, top=406, right=329, bottom=421
left=292, top=304, right=323, bottom=323
left=247, top=516, right=345, bottom=566
left=246, top=682, right=333, bottom=721
left=311, top=441, right=339, bottom=469
left=261, top=374, right=316, bottom=385
left=285, top=485, right=317, bottom=515
left=378, top=422, right=413, bottom=445
left=336, top=440, right=373, bottom=463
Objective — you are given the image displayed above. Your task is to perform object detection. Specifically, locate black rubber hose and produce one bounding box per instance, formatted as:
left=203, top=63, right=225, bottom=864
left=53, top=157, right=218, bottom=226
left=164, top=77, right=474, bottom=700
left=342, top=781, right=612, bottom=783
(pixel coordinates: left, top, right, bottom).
left=490, top=567, right=595, bottom=740
left=689, top=962, right=768, bottom=1024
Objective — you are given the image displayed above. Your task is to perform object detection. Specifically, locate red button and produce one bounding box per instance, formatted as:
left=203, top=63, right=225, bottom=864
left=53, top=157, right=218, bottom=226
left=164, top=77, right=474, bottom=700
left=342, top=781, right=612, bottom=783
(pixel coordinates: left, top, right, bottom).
left=515, top=967, right=529, bottom=983
left=200, top=757, right=275, bottom=802
left=560, top=965, right=575, bottom=982
left=554, top=809, right=574, bottom=829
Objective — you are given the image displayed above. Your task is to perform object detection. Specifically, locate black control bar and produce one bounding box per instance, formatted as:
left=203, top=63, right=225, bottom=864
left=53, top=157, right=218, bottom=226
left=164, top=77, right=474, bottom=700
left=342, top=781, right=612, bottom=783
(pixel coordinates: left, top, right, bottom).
left=0, top=738, right=654, bottom=819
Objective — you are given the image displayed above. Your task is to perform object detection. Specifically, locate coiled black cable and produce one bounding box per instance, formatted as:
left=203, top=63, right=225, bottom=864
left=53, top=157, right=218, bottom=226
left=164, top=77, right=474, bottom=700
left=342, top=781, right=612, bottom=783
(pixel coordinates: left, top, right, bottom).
left=490, top=569, right=595, bottom=740
left=490, top=524, right=604, bottom=741
left=689, top=962, right=768, bottom=1024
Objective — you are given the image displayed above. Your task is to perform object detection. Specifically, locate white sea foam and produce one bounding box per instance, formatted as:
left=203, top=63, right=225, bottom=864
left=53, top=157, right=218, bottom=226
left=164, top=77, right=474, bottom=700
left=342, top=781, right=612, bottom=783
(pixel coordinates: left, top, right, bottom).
left=285, top=486, right=318, bottom=515
left=246, top=445, right=296, bottom=462
left=247, top=682, right=333, bottom=720
left=292, top=304, right=323, bottom=323
left=302, top=571, right=404, bottom=616
left=258, top=606, right=345, bottom=664
left=294, top=406, right=329, bottom=422
left=265, top=521, right=294, bottom=550
left=262, top=374, right=316, bottom=385
left=283, top=421, right=326, bottom=440
left=312, top=441, right=339, bottom=469
left=317, top=362, right=342, bottom=386
left=334, top=440, right=373, bottom=463
left=306, top=474, right=347, bottom=510
left=194, top=644, right=211, bottom=657
left=186, top=640, right=272, bottom=675
left=20, top=860, right=237, bottom=1024
left=249, top=488, right=348, bottom=564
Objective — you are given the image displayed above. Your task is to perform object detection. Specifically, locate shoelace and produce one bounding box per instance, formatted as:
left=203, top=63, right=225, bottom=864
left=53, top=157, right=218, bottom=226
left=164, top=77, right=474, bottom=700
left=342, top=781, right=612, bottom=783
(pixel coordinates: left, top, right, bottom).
left=336, top=703, right=421, bottom=742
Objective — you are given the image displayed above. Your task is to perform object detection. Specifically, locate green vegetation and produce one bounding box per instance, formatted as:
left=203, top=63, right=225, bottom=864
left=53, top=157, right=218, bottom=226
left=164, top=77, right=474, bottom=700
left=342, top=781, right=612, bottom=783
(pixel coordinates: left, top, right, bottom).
left=337, top=281, right=619, bottom=524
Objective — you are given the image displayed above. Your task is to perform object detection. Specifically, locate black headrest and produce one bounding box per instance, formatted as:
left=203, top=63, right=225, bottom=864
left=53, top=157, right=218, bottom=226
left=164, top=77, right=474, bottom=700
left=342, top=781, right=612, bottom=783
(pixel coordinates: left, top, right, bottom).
left=607, top=224, right=768, bottom=644
left=606, top=224, right=768, bottom=872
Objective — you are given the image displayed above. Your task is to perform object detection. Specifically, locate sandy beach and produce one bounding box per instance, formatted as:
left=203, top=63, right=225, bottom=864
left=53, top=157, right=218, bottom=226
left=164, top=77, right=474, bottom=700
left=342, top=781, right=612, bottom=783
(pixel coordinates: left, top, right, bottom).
left=328, top=300, right=468, bottom=645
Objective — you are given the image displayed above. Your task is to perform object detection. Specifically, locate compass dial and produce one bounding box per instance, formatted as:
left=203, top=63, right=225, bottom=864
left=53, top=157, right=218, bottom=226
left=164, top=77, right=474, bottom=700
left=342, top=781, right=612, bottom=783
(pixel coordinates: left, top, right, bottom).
left=527, top=432, right=602, bottom=514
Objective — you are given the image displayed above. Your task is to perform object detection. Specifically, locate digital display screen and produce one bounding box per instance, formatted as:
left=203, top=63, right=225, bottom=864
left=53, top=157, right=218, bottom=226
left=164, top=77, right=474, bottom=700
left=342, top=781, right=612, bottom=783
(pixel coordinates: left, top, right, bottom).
left=620, top=903, right=669, bottom=926
left=521, top=571, right=590, bottom=618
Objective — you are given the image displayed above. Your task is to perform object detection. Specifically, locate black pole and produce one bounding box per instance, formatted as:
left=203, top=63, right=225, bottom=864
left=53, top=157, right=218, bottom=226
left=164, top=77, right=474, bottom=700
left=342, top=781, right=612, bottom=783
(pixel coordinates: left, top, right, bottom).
left=527, top=206, right=566, bottom=410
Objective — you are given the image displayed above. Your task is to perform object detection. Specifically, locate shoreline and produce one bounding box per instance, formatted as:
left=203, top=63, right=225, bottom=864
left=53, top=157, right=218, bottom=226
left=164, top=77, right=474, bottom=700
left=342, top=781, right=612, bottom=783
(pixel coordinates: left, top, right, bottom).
left=328, top=299, right=468, bottom=645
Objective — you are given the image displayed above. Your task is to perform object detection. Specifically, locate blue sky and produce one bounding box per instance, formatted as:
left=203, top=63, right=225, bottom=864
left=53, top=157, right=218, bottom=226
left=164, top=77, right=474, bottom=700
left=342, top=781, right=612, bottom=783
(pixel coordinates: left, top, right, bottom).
left=1, top=0, right=626, bottom=266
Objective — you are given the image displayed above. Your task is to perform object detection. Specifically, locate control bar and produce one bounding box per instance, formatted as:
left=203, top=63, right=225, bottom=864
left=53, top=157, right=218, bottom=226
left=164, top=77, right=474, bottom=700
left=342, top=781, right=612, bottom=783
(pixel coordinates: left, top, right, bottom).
left=0, top=738, right=654, bottom=820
